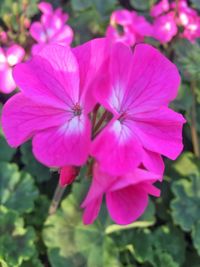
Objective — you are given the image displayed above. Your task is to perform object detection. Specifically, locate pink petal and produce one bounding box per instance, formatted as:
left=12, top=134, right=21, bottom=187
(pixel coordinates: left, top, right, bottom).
left=82, top=196, right=103, bottom=225
left=32, top=115, right=91, bottom=167
left=0, top=47, right=6, bottom=70
left=13, top=44, right=80, bottom=109
left=0, top=67, right=16, bottom=93
left=91, top=118, right=143, bottom=175
left=30, top=22, right=46, bottom=43
left=132, top=107, right=186, bottom=160
left=106, top=185, right=149, bottom=224
left=1, top=93, right=68, bottom=147
left=125, top=43, right=181, bottom=112
left=51, top=25, right=73, bottom=45
left=73, top=38, right=108, bottom=113
left=6, top=45, right=25, bottom=66
left=142, top=149, right=165, bottom=175
left=38, top=2, right=53, bottom=14
left=110, top=168, right=161, bottom=191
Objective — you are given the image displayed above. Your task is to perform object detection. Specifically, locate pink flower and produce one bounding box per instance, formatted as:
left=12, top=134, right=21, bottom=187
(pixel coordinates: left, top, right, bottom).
left=1, top=38, right=107, bottom=167
left=106, top=9, right=152, bottom=46
left=150, top=0, right=170, bottom=17
left=30, top=2, right=73, bottom=54
left=59, top=166, right=78, bottom=187
left=0, top=44, right=25, bottom=94
left=82, top=163, right=161, bottom=225
left=91, top=42, right=185, bottom=176
left=152, top=12, right=178, bottom=43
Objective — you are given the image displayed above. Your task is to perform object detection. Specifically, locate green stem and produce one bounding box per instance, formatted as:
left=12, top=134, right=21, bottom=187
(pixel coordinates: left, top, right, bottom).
left=48, top=182, right=66, bottom=215
left=190, top=80, right=200, bottom=158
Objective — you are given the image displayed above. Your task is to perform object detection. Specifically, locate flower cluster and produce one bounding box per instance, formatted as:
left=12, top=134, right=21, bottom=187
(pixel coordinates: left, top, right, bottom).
left=1, top=38, right=185, bottom=225
left=0, top=2, right=73, bottom=94
left=30, top=2, right=73, bottom=54
left=107, top=0, right=200, bottom=45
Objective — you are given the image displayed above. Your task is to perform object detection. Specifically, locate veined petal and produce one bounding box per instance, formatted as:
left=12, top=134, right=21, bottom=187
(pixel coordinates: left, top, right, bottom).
left=91, top=118, right=143, bottom=175
left=106, top=185, right=149, bottom=225
left=132, top=107, right=186, bottom=159
left=1, top=93, right=68, bottom=147
left=123, top=44, right=181, bottom=112
left=142, top=149, right=165, bottom=175
left=13, top=44, right=80, bottom=109
left=32, top=115, right=91, bottom=167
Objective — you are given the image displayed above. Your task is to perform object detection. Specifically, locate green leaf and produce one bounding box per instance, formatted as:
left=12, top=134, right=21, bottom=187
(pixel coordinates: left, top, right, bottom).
left=0, top=162, right=38, bottom=214
left=183, top=251, right=200, bottom=267
left=43, top=192, right=120, bottom=267
left=131, top=225, right=186, bottom=267
left=0, top=128, right=16, bottom=162
left=0, top=207, right=36, bottom=267
left=171, top=175, right=200, bottom=231
left=130, top=0, right=157, bottom=11
left=192, top=221, right=200, bottom=256
left=20, top=142, right=51, bottom=183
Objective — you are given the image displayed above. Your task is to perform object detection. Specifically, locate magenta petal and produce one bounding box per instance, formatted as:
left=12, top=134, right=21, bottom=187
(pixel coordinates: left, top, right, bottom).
left=1, top=93, right=68, bottom=147
left=73, top=38, right=108, bottom=112
left=38, top=2, right=53, bottom=14
left=32, top=115, right=91, bottom=167
left=82, top=196, right=103, bottom=225
left=30, top=22, right=46, bottom=43
left=132, top=107, right=186, bottom=160
left=6, top=44, right=25, bottom=66
left=13, top=44, right=79, bottom=108
left=142, top=149, right=165, bottom=175
left=106, top=185, right=149, bottom=225
left=126, top=44, right=181, bottom=111
left=51, top=25, right=73, bottom=45
left=91, top=119, right=143, bottom=175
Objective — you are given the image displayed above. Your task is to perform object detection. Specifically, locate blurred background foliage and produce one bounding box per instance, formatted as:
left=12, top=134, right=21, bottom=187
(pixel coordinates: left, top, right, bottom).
left=0, top=0, right=200, bottom=266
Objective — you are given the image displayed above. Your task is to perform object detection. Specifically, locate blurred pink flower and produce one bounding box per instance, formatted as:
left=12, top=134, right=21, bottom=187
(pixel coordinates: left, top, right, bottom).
left=152, top=12, right=178, bottom=43
left=0, top=31, right=8, bottom=43
left=1, top=39, right=107, bottom=167
left=150, top=0, right=170, bottom=17
left=30, top=2, right=73, bottom=54
left=82, top=163, right=161, bottom=225
left=106, top=9, right=152, bottom=46
left=0, top=44, right=25, bottom=94
left=91, top=42, right=185, bottom=176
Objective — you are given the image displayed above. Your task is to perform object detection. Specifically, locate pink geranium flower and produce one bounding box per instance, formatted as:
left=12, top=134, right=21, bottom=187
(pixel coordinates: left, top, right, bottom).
left=106, top=9, right=152, bottom=46
left=150, top=0, right=170, bottom=17
left=152, top=12, right=178, bottom=43
left=91, top=42, right=185, bottom=176
left=0, top=44, right=25, bottom=94
left=82, top=163, right=161, bottom=225
left=30, top=2, right=73, bottom=54
left=1, top=38, right=107, bottom=167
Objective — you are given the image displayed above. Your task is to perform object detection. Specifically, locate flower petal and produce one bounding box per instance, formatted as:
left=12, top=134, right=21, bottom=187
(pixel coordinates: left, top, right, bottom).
left=125, top=43, right=181, bottom=112
left=73, top=38, right=108, bottom=112
left=30, top=22, right=46, bottom=43
left=0, top=67, right=16, bottom=93
left=106, top=185, right=149, bottom=225
left=1, top=93, right=68, bottom=147
left=6, top=44, right=25, bottom=66
left=32, top=115, right=91, bottom=167
left=132, top=107, right=186, bottom=159
left=91, top=118, right=143, bottom=175
left=82, top=196, right=103, bottom=225
left=13, top=44, right=80, bottom=109
left=142, top=149, right=165, bottom=175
